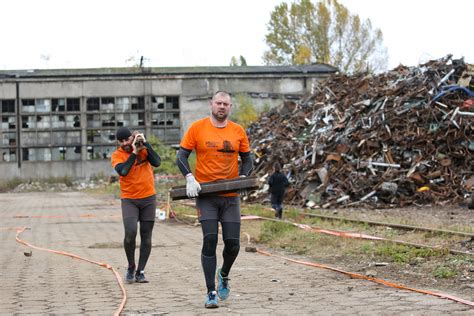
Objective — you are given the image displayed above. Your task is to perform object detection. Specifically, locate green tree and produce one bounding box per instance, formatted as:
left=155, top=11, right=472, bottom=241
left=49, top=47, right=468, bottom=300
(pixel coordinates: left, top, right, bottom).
left=263, top=0, right=388, bottom=73
left=232, top=94, right=258, bottom=128
left=146, top=135, right=183, bottom=174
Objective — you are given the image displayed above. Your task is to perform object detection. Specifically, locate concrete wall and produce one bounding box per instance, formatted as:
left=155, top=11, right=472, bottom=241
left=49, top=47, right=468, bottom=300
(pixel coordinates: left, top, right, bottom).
left=0, top=160, right=114, bottom=179
left=0, top=82, right=16, bottom=98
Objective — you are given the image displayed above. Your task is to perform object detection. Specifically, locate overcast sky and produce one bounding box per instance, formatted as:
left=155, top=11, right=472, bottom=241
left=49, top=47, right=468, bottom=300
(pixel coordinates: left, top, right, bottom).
left=1, top=0, right=472, bottom=71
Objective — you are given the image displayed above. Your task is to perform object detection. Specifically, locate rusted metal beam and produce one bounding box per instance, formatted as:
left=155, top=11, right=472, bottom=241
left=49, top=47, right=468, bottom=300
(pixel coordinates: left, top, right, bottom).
left=170, top=176, right=259, bottom=200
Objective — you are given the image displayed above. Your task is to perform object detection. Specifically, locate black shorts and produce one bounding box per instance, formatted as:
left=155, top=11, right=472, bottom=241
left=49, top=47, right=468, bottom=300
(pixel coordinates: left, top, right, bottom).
left=121, top=195, right=156, bottom=222
left=196, top=195, right=241, bottom=223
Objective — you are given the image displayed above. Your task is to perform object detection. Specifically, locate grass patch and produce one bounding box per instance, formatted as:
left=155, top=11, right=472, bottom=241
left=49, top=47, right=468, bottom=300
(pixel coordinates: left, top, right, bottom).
left=260, top=221, right=295, bottom=242
left=373, top=243, right=449, bottom=263
left=0, top=177, right=23, bottom=192
left=433, top=265, right=456, bottom=278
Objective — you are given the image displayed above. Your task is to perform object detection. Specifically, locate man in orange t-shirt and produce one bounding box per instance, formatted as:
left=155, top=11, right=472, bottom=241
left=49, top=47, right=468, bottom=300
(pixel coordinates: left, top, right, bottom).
left=111, top=127, right=161, bottom=284
left=176, top=91, right=253, bottom=308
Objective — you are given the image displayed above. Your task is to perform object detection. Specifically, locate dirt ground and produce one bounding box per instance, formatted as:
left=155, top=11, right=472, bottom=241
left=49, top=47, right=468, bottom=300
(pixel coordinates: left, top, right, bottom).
left=275, top=203, right=474, bottom=301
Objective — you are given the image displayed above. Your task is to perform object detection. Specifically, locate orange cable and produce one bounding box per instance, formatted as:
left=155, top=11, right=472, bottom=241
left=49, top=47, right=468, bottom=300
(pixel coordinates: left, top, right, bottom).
left=241, top=215, right=474, bottom=307
left=15, top=226, right=126, bottom=316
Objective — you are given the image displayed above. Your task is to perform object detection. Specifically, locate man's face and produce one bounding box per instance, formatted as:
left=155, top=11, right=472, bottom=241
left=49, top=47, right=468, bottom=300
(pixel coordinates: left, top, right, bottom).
left=118, top=136, right=133, bottom=153
left=210, top=94, right=232, bottom=122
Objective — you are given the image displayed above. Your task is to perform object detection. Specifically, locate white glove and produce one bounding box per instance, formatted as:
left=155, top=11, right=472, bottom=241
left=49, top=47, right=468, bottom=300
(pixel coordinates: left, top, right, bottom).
left=185, top=174, right=201, bottom=198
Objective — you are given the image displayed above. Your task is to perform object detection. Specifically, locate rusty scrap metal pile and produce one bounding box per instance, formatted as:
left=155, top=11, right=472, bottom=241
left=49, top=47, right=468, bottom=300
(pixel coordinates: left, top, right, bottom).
left=248, top=55, right=474, bottom=208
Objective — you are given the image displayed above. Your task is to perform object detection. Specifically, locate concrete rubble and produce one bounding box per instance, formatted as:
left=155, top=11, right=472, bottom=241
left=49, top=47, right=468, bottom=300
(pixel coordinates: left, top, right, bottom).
left=248, top=55, right=473, bottom=208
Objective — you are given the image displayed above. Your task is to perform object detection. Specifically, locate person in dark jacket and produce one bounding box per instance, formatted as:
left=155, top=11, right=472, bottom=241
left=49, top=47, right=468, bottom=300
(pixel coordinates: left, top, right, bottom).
left=268, top=162, right=289, bottom=219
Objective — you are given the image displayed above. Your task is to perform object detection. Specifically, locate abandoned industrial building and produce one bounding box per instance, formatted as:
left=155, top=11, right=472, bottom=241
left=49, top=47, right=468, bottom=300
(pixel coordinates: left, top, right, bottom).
left=0, top=64, right=337, bottom=179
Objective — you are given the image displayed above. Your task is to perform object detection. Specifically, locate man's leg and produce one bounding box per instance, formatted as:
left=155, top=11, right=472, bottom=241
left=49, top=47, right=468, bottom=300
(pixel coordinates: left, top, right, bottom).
left=217, top=196, right=241, bottom=300
left=123, top=217, right=138, bottom=268
left=221, top=222, right=241, bottom=277
left=122, top=198, right=140, bottom=276
left=276, top=194, right=284, bottom=219
left=136, top=220, right=154, bottom=275
left=135, top=195, right=156, bottom=283
left=200, top=219, right=219, bottom=293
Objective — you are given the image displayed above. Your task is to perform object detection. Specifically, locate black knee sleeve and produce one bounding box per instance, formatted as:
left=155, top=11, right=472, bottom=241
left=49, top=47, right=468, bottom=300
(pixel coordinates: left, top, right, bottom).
left=202, top=233, right=218, bottom=257
left=223, top=238, right=240, bottom=256
left=124, top=222, right=137, bottom=245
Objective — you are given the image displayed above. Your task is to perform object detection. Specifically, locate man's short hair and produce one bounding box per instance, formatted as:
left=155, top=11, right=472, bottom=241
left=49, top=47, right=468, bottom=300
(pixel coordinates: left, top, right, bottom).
left=212, top=90, right=231, bottom=100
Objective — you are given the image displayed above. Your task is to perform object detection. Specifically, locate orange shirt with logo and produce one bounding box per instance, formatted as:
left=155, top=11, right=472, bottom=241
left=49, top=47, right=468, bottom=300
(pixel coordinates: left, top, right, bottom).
left=180, top=117, right=251, bottom=186
left=111, top=147, right=156, bottom=199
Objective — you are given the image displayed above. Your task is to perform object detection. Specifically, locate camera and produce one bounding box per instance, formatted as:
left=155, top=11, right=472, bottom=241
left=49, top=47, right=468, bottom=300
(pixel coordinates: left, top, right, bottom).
left=136, top=138, right=144, bottom=147
left=133, top=131, right=144, bottom=147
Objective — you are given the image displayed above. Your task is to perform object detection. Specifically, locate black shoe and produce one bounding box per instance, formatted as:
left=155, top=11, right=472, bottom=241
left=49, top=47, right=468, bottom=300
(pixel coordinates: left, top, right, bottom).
left=125, top=268, right=135, bottom=284
left=135, top=271, right=149, bottom=283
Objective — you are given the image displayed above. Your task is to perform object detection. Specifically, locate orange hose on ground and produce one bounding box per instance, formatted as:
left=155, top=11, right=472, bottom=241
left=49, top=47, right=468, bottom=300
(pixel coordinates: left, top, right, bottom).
left=15, top=226, right=126, bottom=316
left=256, top=249, right=474, bottom=307
left=241, top=215, right=473, bottom=307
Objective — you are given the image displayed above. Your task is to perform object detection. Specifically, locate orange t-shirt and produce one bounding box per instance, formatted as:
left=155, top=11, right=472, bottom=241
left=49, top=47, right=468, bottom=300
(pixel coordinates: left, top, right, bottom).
left=180, top=117, right=251, bottom=185
left=111, top=147, right=156, bottom=199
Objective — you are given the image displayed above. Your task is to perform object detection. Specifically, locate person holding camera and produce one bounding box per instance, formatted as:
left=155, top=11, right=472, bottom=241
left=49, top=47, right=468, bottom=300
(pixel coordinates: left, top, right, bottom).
left=111, top=127, right=161, bottom=283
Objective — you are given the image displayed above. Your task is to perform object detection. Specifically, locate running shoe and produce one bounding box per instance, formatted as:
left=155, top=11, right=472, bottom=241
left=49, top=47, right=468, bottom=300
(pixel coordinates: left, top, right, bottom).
left=125, top=268, right=135, bottom=284
left=217, top=268, right=230, bottom=300
left=135, top=271, right=149, bottom=283
left=204, top=290, right=219, bottom=308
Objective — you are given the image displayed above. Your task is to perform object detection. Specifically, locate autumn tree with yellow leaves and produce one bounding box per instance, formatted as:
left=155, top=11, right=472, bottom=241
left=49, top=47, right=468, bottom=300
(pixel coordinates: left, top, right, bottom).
left=263, top=0, right=388, bottom=73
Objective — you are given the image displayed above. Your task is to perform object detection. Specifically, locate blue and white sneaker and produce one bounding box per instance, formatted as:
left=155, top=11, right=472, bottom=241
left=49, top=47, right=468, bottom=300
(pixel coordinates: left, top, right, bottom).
left=135, top=271, right=149, bottom=283
left=205, top=290, right=219, bottom=308
left=217, top=268, right=230, bottom=300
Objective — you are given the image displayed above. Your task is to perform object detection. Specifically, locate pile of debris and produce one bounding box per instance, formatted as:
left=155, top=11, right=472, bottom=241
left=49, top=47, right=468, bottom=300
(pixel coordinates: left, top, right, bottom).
left=248, top=55, right=473, bottom=208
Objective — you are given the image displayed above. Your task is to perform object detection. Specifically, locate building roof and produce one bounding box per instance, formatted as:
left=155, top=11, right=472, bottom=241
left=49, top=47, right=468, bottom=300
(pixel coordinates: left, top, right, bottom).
left=0, top=64, right=337, bottom=79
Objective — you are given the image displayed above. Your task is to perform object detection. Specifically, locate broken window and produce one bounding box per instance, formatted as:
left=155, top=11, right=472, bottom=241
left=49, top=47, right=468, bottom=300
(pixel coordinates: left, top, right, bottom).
left=152, top=96, right=165, bottom=110
left=130, top=113, right=144, bottom=126
left=36, top=115, right=51, bottom=129
left=86, top=114, right=101, bottom=128
left=22, top=116, right=35, bottom=129
left=101, top=114, right=115, bottom=127
left=51, top=115, right=66, bottom=128
left=101, top=97, right=114, bottom=112
left=131, top=97, right=144, bottom=110
left=65, top=115, right=80, bottom=128
left=116, top=113, right=129, bottom=127
left=1, top=149, right=15, bottom=162
left=21, top=99, right=35, bottom=113
left=166, top=96, right=179, bottom=110
left=52, top=98, right=65, bottom=112
left=1, top=116, right=15, bottom=129
left=86, top=130, right=101, bottom=144
left=116, top=97, right=130, bottom=112
left=36, top=99, right=51, bottom=112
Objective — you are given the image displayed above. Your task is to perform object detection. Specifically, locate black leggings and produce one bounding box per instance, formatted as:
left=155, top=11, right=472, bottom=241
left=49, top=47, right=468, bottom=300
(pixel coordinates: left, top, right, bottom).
left=123, top=218, right=155, bottom=272
left=201, top=220, right=240, bottom=292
